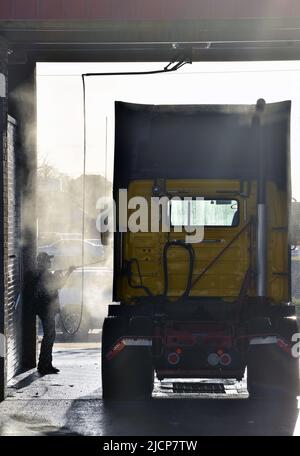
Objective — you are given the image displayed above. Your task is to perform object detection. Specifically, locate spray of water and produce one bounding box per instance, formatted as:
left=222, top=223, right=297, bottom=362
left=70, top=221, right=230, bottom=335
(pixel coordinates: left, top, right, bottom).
left=11, top=79, right=114, bottom=336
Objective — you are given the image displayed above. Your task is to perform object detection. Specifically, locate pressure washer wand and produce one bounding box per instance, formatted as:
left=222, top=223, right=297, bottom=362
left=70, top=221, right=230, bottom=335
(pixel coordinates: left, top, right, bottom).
left=53, top=259, right=104, bottom=274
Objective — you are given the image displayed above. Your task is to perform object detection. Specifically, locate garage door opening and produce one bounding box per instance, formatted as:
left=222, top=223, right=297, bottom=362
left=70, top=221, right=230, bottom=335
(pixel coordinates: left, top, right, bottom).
left=35, top=60, right=300, bottom=394
left=2, top=60, right=300, bottom=436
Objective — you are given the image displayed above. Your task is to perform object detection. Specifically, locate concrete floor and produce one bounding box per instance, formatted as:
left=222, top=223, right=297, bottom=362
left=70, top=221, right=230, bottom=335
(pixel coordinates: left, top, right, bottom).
left=0, top=343, right=299, bottom=436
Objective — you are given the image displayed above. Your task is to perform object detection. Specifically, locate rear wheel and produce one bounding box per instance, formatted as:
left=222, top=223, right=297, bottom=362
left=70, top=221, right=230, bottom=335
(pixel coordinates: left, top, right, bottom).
left=101, top=316, right=154, bottom=400
left=247, top=317, right=299, bottom=399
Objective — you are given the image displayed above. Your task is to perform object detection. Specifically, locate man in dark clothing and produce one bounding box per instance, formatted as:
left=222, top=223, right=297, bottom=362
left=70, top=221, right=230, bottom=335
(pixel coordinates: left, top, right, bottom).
left=33, top=252, right=75, bottom=375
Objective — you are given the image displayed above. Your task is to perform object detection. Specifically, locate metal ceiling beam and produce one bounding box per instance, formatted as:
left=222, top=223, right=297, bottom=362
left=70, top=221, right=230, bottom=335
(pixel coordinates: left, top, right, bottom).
left=3, top=18, right=300, bottom=63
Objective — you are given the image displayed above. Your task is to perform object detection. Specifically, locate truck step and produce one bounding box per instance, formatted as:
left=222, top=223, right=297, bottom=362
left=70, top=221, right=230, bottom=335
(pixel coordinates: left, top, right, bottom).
left=173, top=382, right=226, bottom=394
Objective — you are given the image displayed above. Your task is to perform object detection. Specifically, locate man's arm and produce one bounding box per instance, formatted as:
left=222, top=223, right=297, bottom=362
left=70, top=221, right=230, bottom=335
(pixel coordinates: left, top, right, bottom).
left=53, top=266, right=76, bottom=289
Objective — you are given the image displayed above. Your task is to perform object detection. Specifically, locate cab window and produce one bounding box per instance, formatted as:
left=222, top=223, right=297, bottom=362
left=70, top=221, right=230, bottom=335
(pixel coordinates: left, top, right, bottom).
left=169, top=199, right=239, bottom=227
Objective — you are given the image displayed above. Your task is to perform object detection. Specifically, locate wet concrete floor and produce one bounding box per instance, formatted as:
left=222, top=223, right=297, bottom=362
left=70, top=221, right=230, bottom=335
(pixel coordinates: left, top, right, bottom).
left=0, top=343, right=299, bottom=436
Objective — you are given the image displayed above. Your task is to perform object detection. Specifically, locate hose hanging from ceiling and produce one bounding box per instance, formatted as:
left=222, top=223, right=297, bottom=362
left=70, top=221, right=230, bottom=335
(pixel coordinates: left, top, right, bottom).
left=60, top=59, right=192, bottom=335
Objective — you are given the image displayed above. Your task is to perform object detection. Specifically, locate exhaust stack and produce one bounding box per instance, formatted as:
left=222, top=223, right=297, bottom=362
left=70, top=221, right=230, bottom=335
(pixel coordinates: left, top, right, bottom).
left=254, top=99, right=267, bottom=297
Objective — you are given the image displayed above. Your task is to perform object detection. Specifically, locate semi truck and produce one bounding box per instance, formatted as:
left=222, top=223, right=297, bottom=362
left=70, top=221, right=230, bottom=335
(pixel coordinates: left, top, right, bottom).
left=101, top=99, right=300, bottom=400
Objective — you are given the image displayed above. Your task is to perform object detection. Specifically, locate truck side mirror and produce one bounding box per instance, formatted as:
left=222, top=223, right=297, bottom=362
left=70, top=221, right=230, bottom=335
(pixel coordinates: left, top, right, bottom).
left=290, top=201, right=300, bottom=245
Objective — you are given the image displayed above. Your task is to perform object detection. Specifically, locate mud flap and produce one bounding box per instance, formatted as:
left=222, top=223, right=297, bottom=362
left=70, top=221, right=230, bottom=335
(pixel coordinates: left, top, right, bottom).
left=102, top=317, right=153, bottom=400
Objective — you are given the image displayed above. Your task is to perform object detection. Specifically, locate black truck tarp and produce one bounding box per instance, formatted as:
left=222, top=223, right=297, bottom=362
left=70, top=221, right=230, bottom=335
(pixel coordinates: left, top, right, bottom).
left=113, top=101, right=290, bottom=190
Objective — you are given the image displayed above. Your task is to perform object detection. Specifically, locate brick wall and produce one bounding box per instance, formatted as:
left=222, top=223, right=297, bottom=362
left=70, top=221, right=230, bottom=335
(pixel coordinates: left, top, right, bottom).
left=5, top=116, right=22, bottom=381
left=0, top=45, right=36, bottom=401
left=0, top=42, right=8, bottom=402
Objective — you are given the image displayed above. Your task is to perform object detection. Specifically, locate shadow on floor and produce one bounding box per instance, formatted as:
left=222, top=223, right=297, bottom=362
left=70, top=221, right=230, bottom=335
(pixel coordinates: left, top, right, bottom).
left=49, top=393, right=299, bottom=436
left=9, top=372, right=41, bottom=390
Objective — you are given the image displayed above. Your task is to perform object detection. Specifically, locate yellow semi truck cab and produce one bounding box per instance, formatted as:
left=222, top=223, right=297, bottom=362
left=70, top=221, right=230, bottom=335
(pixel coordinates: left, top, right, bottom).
left=101, top=100, right=299, bottom=400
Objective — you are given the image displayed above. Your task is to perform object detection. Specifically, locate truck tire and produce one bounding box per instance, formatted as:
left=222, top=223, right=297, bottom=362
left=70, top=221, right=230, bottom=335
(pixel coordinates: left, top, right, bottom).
left=247, top=317, right=300, bottom=399
left=101, top=316, right=153, bottom=400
